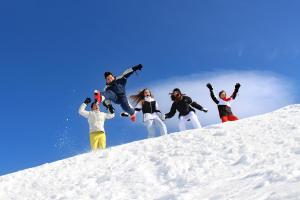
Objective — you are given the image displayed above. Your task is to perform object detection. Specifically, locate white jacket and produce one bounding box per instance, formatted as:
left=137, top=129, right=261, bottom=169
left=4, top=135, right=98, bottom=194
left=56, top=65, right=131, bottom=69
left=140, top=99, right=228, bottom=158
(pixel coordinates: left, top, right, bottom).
left=78, top=103, right=115, bottom=133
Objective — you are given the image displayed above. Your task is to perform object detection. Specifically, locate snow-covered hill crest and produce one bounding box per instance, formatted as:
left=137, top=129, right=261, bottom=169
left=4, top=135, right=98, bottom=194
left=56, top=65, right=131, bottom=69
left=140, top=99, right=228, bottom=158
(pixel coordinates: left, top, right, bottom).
left=1, top=105, right=300, bottom=200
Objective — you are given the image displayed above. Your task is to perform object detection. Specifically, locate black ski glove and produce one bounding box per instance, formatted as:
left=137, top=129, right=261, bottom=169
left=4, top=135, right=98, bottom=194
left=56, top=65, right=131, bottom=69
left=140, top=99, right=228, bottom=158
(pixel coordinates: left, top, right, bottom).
left=132, top=64, right=143, bottom=71
left=235, top=83, right=241, bottom=90
left=163, top=114, right=168, bottom=120
left=103, top=101, right=115, bottom=114
left=107, top=104, right=115, bottom=114
left=207, top=83, right=213, bottom=91
left=84, top=98, right=91, bottom=105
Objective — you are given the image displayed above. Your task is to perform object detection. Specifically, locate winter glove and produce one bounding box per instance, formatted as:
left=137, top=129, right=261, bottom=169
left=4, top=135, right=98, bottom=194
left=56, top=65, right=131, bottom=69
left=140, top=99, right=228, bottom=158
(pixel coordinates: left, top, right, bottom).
left=207, top=83, right=213, bottom=91
left=102, top=100, right=115, bottom=114
left=107, top=104, right=115, bottom=114
left=156, top=112, right=165, bottom=121
left=235, top=83, right=241, bottom=89
left=132, top=64, right=143, bottom=71
left=163, top=114, right=168, bottom=120
left=201, top=108, right=208, bottom=113
left=84, top=98, right=91, bottom=105
left=160, top=114, right=166, bottom=121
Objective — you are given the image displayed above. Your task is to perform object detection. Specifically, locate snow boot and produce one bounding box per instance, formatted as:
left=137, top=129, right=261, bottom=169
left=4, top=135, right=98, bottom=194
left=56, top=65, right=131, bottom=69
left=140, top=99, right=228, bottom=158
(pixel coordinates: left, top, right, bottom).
left=121, top=112, right=136, bottom=122
left=120, top=112, right=130, bottom=117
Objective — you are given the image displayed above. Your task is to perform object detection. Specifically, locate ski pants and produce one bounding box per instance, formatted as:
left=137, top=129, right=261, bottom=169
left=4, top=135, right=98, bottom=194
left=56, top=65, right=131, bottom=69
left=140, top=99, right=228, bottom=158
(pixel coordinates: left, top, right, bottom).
left=90, top=131, right=106, bottom=150
left=144, top=116, right=168, bottom=138
left=178, top=111, right=202, bottom=131
left=102, top=90, right=135, bottom=115
left=221, top=115, right=239, bottom=123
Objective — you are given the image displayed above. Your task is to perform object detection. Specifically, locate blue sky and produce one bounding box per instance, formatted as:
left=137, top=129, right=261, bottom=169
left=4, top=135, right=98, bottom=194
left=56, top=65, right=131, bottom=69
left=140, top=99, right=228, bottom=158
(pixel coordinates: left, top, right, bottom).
left=0, top=0, right=299, bottom=175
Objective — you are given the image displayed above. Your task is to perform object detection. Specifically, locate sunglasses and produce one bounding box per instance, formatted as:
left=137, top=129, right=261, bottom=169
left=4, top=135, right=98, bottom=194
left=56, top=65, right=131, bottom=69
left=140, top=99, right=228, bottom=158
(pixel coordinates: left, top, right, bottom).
left=169, top=92, right=181, bottom=97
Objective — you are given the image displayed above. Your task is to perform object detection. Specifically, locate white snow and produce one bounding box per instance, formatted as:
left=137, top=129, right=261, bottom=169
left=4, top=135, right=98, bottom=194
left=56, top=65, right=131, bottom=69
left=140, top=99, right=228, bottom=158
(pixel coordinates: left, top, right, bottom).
left=1, top=104, right=300, bottom=200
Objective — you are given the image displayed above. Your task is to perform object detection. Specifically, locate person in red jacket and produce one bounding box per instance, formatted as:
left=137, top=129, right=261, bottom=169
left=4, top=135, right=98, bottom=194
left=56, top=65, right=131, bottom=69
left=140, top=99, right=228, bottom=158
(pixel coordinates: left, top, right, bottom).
left=207, top=83, right=241, bottom=123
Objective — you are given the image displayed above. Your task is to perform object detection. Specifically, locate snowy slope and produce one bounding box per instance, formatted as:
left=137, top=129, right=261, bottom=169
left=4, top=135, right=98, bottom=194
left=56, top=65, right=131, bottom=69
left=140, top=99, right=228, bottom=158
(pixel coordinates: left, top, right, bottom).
left=1, top=105, right=300, bottom=200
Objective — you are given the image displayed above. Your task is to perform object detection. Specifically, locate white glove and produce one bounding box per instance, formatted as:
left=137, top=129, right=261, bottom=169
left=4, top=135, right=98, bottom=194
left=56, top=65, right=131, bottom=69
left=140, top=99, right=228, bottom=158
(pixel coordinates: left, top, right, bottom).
left=157, top=112, right=166, bottom=121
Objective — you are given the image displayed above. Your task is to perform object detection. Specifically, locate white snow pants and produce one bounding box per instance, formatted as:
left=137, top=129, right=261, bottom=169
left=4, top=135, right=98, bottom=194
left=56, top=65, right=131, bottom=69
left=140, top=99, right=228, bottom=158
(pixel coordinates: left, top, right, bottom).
left=178, top=111, right=202, bottom=131
left=144, top=115, right=168, bottom=138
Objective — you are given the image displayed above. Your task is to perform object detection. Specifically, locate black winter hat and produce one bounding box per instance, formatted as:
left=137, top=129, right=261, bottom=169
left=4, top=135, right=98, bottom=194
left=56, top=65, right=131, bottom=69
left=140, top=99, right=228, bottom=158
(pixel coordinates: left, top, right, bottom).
left=104, top=72, right=113, bottom=78
left=172, top=88, right=181, bottom=94
left=91, top=101, right=98, bottom=109
left=170, top=88, right=182, bottom=101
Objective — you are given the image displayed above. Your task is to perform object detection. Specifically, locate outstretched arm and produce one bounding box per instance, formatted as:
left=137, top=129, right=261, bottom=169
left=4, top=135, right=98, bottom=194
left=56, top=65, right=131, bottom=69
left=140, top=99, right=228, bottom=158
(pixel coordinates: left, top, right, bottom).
left=185, top=96, right=207, bottom=112
left=190, top=101, right=207, bottom=112
left=121, top=68, right=134, bottom=79
left=165, top=103, right=177, bottom=119
left=207, top=83, right=219, bottom=104
left=120, top=64, right=143, bottom=79
left=231, top=83, right=241, bottom=99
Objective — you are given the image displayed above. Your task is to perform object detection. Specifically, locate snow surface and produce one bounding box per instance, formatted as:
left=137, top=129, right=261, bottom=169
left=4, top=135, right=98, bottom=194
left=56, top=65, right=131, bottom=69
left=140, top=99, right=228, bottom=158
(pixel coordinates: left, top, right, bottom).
left=1, top=105, right=300, bottom=200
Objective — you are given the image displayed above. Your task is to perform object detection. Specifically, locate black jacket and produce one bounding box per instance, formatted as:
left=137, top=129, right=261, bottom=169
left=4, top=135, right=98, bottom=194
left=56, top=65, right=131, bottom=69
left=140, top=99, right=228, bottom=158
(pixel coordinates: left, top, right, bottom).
left=165, top=96, right=204, bottom=118
left=135, top=98, right=160, bottom=114
left=105, top=68, right=135, bottom=96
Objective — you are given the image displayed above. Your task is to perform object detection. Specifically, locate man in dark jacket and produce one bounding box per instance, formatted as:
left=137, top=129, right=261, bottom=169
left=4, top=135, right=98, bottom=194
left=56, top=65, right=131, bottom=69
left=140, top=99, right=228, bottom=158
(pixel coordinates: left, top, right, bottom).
left=165, top=88, right=208, bottom=131
left=94, top=64, right=143, bottom=122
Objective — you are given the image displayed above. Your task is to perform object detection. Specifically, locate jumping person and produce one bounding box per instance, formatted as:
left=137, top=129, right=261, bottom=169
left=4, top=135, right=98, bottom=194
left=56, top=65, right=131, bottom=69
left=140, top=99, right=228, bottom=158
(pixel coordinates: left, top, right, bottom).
left=94, top=64, right=143, bottom=122
left=79, top=98, right=115, bottom=150
left=128, top=88, right=167, bottom=138
left=206, top=83, right=241, bottom=123
left=165, top=88, right=208, bottom=131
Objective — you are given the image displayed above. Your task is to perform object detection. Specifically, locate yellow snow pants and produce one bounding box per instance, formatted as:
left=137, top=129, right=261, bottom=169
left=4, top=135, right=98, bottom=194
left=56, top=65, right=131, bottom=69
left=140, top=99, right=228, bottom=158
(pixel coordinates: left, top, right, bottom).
left=90, top=131, right=106, bottom=150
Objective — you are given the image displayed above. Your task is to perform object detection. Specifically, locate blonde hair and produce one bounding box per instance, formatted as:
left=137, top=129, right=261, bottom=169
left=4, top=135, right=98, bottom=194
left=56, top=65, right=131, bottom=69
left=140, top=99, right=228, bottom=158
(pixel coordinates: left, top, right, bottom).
left=130, top=88, right=153, bottom=106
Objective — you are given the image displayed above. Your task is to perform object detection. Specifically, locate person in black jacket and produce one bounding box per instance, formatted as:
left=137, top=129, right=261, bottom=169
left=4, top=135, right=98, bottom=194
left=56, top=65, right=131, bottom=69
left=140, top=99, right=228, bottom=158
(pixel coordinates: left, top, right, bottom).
left=165, top=88, right=208, bottom=131
left=94, top=64, right=143, bottom=122
left=207, top=83, right=240, bottom=123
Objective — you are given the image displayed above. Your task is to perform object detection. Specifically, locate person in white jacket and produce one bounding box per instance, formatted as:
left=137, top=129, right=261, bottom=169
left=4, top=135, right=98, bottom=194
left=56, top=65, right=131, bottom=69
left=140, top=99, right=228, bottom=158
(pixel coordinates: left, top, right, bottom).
left=126, top=88, right=167, bottom=138
left=79, top=97, right=115, bottom=150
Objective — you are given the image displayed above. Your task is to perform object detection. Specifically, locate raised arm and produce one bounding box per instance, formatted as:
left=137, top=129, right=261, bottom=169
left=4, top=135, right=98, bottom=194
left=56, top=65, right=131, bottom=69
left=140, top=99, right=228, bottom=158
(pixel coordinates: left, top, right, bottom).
left=119, top=64, right=143, bottom=79
left=78, top=98, right=91, bottom=118
left=207, top=83, right=219, bottom=104
left=231, top=83, right=241, bottom=99
left=104, top=102, right=115, bottom=119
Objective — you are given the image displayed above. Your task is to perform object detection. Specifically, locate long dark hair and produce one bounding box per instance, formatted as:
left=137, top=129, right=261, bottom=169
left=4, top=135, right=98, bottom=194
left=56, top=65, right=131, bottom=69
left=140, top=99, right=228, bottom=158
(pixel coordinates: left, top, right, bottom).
left=130, top=88, right=153, bottom=106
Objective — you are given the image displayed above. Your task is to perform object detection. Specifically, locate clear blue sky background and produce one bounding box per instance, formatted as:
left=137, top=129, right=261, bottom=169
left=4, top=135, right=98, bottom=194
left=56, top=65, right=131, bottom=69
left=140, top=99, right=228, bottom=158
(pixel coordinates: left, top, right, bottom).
left=0, top=0, right=299, bottom=175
